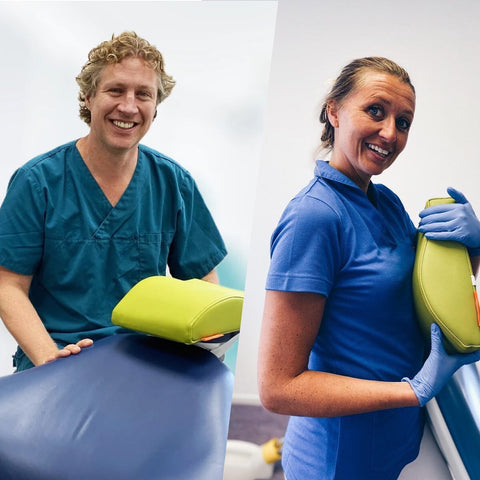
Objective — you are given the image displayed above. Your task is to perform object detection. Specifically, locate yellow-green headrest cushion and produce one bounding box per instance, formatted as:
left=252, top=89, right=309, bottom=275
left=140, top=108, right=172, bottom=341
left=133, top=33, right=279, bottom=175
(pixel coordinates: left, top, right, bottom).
left=413, top=197, right=480, bottom=353
left=112, top=276, right=244, bottom=344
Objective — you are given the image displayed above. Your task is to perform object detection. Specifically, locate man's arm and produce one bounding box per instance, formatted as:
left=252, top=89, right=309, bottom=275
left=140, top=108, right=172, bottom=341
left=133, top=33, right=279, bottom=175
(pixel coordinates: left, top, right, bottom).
left=0, top=266, right=92, bottom=367
left=201, top=269, right=219, bottom=284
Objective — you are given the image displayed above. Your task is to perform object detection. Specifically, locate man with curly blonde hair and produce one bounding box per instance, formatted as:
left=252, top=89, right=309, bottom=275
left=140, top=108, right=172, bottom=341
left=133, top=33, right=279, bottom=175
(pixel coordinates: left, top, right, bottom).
left=0, top=32, right=226, bottom=371
left=76, top=31, right=176, bottom=125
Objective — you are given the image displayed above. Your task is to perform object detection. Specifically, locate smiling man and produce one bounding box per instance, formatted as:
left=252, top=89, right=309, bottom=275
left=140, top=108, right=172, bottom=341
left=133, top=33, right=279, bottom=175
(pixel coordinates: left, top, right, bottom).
left=0, top=32, right=227, bottom=371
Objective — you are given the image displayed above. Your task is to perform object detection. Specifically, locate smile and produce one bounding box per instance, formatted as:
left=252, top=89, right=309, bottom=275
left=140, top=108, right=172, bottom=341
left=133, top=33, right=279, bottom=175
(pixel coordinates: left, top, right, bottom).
left=112, top=120, right=136, bottom=129
left=367, top=143, right=390, bottom=157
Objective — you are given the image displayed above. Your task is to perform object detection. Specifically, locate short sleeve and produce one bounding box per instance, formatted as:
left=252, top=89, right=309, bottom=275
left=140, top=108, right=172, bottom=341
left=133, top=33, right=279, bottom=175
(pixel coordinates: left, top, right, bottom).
left=167, top=173, right=227, bottom=280
left=266, top=194, right=343, bottom=296
left=0, top=168, right=46, bottom=274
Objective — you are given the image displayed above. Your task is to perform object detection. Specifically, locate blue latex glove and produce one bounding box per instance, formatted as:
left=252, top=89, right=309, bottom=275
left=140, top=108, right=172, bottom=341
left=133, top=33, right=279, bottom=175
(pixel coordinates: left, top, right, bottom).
left=402, top=323, right=480, bottom=406
left=418, top=187, right=480, bottom=249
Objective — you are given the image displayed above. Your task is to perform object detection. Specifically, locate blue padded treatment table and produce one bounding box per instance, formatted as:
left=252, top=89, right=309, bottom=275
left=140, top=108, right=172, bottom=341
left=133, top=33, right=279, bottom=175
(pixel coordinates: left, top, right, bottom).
left=434, top=363, right=480, bottom=478
left=0, top=333, right=234, bottom=480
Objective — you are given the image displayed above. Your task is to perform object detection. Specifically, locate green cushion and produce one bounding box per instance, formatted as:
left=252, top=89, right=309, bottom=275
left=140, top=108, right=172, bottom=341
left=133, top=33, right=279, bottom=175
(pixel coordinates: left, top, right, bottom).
left=111, top=276, right=244, bottom=344
left=413, top=197, right=480, bottom=353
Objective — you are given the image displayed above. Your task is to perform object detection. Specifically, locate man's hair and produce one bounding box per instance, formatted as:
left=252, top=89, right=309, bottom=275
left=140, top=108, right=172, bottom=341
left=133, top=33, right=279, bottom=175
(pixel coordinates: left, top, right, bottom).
left=319, top=56, right=415, bottom=151
left=76, top=31, right=176, bottom=125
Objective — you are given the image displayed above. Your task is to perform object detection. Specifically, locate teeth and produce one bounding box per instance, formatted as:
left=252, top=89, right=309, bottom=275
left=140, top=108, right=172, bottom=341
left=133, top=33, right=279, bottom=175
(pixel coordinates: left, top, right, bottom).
left=113, top=120, right=135, bottom=129
left=368, top=143, right=389, bottom=156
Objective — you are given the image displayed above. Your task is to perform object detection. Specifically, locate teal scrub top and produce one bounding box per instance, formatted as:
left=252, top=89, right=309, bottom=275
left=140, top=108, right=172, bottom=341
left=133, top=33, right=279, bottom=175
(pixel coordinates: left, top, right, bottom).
left=0, top=141, right=227, bottom=367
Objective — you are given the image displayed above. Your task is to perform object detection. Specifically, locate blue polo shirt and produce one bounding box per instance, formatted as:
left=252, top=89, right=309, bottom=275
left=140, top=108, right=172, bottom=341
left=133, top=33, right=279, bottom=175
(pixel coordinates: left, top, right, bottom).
left=266, top=160, right=424, bottom=479
left=0, top=141, right=227, bottom=370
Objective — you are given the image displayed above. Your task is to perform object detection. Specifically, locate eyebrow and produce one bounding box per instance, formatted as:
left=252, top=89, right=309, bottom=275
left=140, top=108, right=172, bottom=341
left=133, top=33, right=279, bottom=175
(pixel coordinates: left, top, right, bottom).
left=102, top=81, right=156, bottom=92
left=367, top=95, right=414, bottom=117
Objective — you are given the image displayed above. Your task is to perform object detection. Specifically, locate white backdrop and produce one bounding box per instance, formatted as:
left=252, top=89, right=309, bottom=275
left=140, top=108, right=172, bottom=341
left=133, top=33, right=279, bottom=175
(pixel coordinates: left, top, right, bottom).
left=235, top=0, right=480, bottom=404
left=233, top=0, right=480, bottom=478
left=0, top=0, right=277, bottom=376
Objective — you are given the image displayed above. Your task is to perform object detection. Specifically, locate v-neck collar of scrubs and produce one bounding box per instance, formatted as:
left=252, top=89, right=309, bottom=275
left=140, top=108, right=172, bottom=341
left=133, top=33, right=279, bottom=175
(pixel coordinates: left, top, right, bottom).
left=72, top=142, right=146, bottom=239
left=315, top=160, right=398, bottom=248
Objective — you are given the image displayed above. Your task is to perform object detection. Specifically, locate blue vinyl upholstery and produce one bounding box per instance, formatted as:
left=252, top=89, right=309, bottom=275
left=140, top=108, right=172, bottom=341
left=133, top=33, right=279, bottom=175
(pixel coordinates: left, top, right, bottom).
left=0, top=333, right=233, bottom=480
left=435, top=363, right=480, bottom=479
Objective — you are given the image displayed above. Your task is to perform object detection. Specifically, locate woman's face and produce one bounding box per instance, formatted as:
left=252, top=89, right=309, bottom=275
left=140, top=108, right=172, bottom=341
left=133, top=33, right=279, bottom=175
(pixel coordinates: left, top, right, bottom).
left=327, top=71, right=415, bottom=191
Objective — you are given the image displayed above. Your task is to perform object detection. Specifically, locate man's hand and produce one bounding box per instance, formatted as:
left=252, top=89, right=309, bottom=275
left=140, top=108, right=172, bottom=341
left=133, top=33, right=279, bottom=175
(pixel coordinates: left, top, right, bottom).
left=44, top=338, right=94, bottom=364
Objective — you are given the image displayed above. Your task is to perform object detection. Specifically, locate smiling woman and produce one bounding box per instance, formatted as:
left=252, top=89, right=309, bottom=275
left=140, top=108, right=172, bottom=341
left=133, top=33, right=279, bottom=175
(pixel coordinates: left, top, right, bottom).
left=321, top=58, right=416, bottom=192
left=257, top=56, right=480, bottom=480
left=327, top=72, right=415, bottom=191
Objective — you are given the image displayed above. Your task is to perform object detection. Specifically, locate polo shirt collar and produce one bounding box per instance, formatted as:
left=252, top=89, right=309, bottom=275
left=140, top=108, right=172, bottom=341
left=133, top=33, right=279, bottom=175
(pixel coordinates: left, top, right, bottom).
left=314, top=160, right=398, bottom=247
left=314, top=160, right=374, bottom=193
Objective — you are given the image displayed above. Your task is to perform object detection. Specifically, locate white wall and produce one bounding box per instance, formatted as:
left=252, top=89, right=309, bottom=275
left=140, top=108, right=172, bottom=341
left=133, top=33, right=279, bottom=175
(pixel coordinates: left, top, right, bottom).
left=0, top=1, right=277, bottom=376
left=233, top=0, right=480, bottom=476
left=234, top=0, right=480, bottom=403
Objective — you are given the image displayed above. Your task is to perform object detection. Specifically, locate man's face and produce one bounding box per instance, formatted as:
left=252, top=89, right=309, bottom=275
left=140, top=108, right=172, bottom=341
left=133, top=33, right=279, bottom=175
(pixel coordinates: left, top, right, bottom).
left=85, top=56, right=158, bottom=157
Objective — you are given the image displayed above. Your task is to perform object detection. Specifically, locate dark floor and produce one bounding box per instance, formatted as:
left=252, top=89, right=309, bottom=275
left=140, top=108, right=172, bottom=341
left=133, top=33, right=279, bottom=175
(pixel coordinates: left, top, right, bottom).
left=227, top=403, right=289, bottom=480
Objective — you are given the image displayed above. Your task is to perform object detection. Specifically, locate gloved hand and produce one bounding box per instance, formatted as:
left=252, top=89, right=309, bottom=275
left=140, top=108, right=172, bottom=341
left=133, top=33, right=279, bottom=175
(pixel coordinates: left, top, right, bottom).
left=418, top=187, right=480, bottom=249
left=402, top=323, right=480, bottom=406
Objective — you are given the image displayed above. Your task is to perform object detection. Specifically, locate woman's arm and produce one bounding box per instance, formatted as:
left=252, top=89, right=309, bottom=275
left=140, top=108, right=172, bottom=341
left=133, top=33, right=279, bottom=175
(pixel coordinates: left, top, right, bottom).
left=258, top=290, right=418, bottom=417
left=0, top=266, right=92, bottom=367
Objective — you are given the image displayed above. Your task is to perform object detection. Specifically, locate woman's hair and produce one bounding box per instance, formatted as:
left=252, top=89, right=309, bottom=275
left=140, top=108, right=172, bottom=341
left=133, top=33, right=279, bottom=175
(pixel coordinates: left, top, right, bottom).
left=319, top=57, right=415, bottom=151
left=76, top=31, right=176, bottom=125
